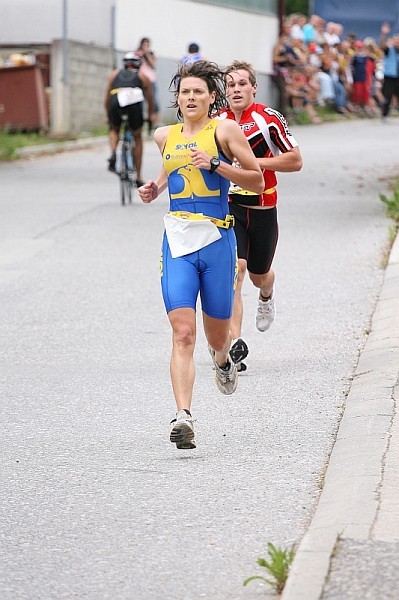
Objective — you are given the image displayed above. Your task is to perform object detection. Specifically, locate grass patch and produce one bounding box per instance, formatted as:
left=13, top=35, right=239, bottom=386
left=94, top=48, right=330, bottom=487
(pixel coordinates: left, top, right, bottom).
left=0, top=130, right=51, bottom=160
left=380, top=178, right=399, bottom=223
left=243, top=542, right=295, bottom=594
left=0, top=125, right=108, bottom=161
left=380, top=179, right=399, bottom=267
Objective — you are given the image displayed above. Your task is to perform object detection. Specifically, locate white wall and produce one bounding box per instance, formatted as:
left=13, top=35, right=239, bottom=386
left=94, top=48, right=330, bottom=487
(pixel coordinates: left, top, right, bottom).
left=0, top=0, right=278, bottom=74
left=116, top=0, right=278, bottom=75
left=1, top=0, right=114, bottom=46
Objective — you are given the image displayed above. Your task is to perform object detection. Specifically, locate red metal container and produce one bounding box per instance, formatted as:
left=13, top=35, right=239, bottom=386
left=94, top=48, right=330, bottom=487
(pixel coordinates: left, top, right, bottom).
left=0, top=64, right=49, bottom=131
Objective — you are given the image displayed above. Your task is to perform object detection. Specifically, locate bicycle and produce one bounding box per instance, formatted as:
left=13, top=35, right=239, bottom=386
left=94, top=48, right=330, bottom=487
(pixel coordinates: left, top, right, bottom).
left=116, top=113, right=135, bottom=205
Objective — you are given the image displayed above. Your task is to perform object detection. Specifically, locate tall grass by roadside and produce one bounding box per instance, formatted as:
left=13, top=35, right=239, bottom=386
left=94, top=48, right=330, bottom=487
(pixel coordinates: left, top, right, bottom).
left=243, top=542, right=295, bottom=594
left=380, top=178, right=399, bottom=223
left=0, top=130, right=51, bottom=160
left=0, top=126, right=108, bottom=161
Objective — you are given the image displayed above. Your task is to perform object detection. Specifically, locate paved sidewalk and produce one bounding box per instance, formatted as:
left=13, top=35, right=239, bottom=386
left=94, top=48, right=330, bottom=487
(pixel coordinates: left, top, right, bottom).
left=282, top=235, right=399, bottom=600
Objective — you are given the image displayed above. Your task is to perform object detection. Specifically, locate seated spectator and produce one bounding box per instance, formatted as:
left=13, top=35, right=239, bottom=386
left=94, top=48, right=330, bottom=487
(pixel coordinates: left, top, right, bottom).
left=317, top=42, right=338, bottom=106
left=272, top=33, right=303, bottom=112
left=336, top=41, right=356, bottom=112
left=324, top=22, right=342, bottom=47
left=290, top=13, right=307, bottom=42
left=312, top=15, right=328, bottom=47
left=302, top=15, right=316, bottom=46
left=285, top=66, right=321, bottom=123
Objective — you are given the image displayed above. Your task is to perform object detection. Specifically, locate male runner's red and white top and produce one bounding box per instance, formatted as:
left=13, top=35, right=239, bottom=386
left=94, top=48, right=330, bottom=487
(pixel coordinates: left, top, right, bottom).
left=217, top=103, right=299, bottom=207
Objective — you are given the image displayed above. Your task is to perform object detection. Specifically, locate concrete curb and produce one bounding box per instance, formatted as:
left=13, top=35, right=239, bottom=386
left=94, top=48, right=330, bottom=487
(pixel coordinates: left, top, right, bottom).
left=16, top=136, right=109, bottom=158
left=281, top=232, right=399, bottom=600
left=15, top=132, right=155, bottom=159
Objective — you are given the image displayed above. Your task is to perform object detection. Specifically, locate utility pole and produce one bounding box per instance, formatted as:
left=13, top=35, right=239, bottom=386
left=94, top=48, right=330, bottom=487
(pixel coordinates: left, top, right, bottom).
left=62, top=0, right=68, bottom=84
left=278, top=0, right=286, bottom=34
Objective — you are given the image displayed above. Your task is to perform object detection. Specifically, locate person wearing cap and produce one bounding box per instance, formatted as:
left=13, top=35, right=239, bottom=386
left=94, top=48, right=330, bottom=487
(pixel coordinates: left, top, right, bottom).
left=379, top=22, right=399, bottom=120
left=104, top=52, right=156, bottom=183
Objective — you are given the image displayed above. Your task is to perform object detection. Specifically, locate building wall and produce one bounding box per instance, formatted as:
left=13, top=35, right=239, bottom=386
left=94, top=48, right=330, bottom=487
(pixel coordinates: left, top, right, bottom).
left=1, top=0, right=114, bottom=46
left=117, top=0, right=277, bottom=74
left=51, top=40, right=114, bottom=134
left=1, top=0, right=279, bottom=133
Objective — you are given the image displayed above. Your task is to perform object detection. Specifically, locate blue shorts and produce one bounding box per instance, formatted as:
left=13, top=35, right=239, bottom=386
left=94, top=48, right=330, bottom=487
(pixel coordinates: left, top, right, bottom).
left=160, top=229, right=237, bottom=319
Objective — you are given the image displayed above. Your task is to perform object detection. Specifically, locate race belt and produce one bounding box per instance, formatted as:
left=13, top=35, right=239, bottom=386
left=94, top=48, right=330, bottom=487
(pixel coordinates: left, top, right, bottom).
left=230, top=186, right=276, bottom=196
left=169, top=211, right=235, bottom=229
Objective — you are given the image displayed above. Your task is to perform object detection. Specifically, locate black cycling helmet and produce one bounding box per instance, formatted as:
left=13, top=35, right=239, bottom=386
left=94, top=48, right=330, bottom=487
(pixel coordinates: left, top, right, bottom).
left=123, top=52, right=142, bottom=69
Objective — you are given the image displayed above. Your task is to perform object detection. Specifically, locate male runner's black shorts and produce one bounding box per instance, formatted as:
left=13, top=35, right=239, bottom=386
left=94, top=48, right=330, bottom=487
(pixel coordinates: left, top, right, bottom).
left=229, top=203, right=278, bottom=275
left=108, top=96, right=144, bottom=132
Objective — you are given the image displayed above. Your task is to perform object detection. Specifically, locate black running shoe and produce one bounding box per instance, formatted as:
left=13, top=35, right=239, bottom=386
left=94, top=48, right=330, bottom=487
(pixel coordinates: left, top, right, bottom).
left=136, top=179, right=144, bottom=188
left=108, top=153, right=116, bottom=172
left=229, top=338, right=249, bottom=364
left=236, top=362, right=247, bottom=373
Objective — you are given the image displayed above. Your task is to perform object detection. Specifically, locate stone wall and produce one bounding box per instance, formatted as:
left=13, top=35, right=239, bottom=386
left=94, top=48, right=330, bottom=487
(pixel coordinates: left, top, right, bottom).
left=51, top=39, right=113, bottom=135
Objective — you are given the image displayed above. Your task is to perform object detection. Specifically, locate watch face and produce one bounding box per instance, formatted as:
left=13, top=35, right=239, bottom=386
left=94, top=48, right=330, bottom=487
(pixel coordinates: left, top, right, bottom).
left=210, top=157, right=220, bottom=173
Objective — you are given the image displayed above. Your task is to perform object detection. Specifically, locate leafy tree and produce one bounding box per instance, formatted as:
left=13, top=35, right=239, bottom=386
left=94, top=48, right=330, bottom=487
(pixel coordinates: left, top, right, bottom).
left=286, top=0, right=310, bottom=16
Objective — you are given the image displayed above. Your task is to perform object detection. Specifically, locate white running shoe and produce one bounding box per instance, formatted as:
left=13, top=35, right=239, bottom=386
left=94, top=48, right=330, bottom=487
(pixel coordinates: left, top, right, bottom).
left=209, top=348, right=238, bottom=395
left=170, top=410, right=196, bottom=449
left=256, top=290, right=276, bottom=332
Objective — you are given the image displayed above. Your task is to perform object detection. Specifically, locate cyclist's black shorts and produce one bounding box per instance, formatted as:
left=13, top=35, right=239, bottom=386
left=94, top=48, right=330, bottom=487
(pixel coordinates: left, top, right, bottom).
left=229, top=203, right=278, bottom=275
left=108, top=96, right=144, bottom=132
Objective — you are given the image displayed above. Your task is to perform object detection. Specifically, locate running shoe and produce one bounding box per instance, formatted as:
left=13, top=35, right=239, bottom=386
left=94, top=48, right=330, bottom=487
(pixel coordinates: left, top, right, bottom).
left=229, top=338, right=249, bottom=364
left=256, top=290, right=276, bottom=332
left=136, top=179, right=144, bottom=188
left=108, top=152, right=116, bottom=172
left=170, top=410, right=196, bottom=449
left=209, top=348, right=238, bottom=395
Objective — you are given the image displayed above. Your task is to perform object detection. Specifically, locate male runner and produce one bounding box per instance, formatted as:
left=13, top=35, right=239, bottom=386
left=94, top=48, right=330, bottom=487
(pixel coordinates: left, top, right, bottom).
left=218, top=61, right=303, bottom=371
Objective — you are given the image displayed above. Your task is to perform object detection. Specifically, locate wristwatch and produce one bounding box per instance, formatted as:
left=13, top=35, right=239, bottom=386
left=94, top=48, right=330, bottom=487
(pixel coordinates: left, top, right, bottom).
left=209, top=156, right=220, bottom=174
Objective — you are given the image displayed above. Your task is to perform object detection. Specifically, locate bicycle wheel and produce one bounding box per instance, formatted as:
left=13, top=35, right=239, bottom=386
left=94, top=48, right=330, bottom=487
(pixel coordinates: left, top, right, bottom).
left=119, top=144, right=132, bottom=205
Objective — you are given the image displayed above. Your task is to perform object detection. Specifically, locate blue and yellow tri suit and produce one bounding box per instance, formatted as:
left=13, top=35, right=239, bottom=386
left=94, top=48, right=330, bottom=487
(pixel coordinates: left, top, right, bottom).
left=161, top=120, right=237, bottom=319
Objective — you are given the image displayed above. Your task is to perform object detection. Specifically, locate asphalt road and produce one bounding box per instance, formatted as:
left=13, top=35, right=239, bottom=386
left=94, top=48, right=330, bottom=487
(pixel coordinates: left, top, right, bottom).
left=1, top=118, right=398, bottom=599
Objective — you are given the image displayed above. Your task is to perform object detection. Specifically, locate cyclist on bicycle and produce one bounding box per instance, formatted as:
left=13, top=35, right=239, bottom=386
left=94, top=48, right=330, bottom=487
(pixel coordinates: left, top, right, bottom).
left=104, top=52, right=156, bottom=186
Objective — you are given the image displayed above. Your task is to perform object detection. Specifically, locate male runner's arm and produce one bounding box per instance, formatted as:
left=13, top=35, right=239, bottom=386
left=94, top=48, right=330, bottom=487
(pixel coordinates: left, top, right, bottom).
left=259, top=146, right=303, bottom=173
left=190, top=119, right=264, bottom=194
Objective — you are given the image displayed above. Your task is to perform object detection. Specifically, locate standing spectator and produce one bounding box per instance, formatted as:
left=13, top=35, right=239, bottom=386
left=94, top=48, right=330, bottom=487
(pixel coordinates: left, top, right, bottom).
left=363, top=39, right=380, bottom=116
left=351, top=41, right=372, bottom=115
left=379, top=23, right=399, bottom=121
left=180, top=42, right=205, bottom=65
left=136, top=37, right=160, bottom=132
